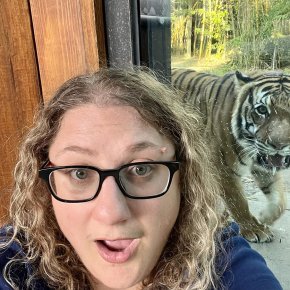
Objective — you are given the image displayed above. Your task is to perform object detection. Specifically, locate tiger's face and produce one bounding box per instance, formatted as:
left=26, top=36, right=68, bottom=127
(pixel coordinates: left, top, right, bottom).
left=231, top=71, right=290, bottom=171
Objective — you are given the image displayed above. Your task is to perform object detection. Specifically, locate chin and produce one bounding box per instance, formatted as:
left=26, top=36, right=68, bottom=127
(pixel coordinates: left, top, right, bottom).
left=89, top=266, right=146, bottom=290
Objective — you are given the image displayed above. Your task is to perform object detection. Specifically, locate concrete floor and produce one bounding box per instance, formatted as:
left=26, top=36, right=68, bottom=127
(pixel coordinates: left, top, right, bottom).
left=243, top=171, right=290, bottom=290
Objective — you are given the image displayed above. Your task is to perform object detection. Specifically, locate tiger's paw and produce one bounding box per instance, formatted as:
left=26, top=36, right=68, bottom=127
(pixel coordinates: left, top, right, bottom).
left=240, top=225, right=274, bottom=243
left=259, top=202, right=285, bottom=225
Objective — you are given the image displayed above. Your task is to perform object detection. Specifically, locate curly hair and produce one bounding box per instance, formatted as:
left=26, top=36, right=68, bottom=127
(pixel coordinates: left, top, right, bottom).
left=2, top=67, right=225, bottom=289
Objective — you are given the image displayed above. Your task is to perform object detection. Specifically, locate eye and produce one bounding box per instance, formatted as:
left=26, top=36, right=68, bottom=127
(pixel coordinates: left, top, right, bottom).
left=71, top=169, right=88, bottom=180
left=132, top=164, right=152, bottom=176
left=255, top=105, right=268, bottom=115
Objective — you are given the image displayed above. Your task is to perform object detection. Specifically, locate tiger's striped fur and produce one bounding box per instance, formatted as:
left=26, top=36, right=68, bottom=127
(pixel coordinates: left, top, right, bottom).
left=172, top=68, right=290, bottom=242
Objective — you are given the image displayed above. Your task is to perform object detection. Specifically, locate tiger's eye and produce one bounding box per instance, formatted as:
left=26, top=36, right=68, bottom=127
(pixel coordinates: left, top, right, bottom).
left=255, top=105, right=268, bottom=115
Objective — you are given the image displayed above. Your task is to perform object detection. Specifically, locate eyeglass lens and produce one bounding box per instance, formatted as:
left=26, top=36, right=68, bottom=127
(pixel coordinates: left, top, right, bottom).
left=49, top=163, right=171, bottom=201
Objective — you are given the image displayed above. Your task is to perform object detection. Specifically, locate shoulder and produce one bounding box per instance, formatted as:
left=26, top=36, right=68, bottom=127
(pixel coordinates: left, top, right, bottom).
left=0, top=225, right=24, bottom=272
left=0, top=225, right=23, bottom=253
left=217, top=222, right=283, bottom=290
left=0, top=226, right=24, bottom=289
left=0, top=226, right=51, bottom=290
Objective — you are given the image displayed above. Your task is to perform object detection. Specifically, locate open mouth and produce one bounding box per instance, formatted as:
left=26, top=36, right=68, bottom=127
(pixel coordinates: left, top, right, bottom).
left=96, top=239, right=139, bottom=264
left=257, top=154, right=290, bottom=169
left=100, top=239, right=133, bottom=251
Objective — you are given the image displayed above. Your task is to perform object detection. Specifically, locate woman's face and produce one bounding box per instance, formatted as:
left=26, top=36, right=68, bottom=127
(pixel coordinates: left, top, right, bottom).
left=49, top=104, right=180, bottom=289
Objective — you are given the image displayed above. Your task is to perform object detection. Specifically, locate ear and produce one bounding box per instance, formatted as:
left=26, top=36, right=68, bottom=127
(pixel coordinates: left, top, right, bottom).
left=235, top=71, right=254, bottom=87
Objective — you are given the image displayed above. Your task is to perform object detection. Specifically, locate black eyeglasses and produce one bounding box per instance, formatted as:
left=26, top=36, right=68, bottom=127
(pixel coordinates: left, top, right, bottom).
left=39, top=161, right=180, bottom=203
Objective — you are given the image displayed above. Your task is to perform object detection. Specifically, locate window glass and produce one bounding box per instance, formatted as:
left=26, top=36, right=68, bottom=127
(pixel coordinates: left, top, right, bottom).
left=138, top=3, right=289, bottom=289
left=139, top=0, right=171, bottom=80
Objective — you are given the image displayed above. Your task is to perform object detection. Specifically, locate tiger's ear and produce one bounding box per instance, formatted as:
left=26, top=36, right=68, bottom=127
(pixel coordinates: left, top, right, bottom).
left=235, top=71, right=254, bottom=87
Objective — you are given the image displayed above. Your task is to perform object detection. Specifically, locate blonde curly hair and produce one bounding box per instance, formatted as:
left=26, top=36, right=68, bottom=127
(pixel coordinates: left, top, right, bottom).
left=2, top=67, right=225, bottom=289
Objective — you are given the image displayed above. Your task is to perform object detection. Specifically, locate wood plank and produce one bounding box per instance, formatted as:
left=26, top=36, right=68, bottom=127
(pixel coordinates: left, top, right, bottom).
left=94, top=0, right=107, bottom=66
left=30, top=0, right=106, bottom=101
left=0, top=0, right=42, bottom=223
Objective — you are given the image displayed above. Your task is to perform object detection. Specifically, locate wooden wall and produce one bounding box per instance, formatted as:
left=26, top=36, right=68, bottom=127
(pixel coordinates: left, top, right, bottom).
left=30, top=0, right=106, bottom=101
left=0, top=0, right=106, bottom=223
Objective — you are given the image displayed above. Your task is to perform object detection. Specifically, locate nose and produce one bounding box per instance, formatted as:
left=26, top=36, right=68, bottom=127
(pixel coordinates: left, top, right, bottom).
left=91, top=176, right=132, bottom=224
left=268, top=141, right=287, bottom=151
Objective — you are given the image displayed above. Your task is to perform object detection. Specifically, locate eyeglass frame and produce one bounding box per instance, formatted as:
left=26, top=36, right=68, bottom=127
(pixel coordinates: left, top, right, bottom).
left=39, top=161, right=180, bottom=203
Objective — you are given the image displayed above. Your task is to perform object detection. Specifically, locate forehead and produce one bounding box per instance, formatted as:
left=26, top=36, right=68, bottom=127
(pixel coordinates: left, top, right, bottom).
left=49, top=104, right=175, bottom=161
left=252, top=75, right=290, bottom=106
left=254, top=74, right=290, bottom=92
left=59, top=104, right=145, bottom=128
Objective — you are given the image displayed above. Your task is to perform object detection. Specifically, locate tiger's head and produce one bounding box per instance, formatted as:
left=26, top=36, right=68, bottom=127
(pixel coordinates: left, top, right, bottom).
left=231, top=71, right=290, bottom=171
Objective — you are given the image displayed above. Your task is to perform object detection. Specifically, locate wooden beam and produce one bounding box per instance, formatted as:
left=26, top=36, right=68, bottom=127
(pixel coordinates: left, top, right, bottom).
left=0, top=0, right=42, bottom=223
left=30, top=0, right=106, bottom=101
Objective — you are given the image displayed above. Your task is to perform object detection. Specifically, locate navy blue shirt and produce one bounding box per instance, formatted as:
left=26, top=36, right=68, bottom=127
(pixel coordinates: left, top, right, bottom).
left=0, top=223, right=283, bottom=289
left=217, top=223, right=283, bottom=290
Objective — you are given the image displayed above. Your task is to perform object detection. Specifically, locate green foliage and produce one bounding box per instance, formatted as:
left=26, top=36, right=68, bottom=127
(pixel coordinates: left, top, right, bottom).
left=229, top=0, right=290, bottom=69
left=261, top=0, right=290, bottom=37
left=171, top=0, right=290, bottom=71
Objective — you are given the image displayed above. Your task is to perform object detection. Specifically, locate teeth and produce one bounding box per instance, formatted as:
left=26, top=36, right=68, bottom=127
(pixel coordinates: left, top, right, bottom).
left=272, top=167, right=276, bottom=175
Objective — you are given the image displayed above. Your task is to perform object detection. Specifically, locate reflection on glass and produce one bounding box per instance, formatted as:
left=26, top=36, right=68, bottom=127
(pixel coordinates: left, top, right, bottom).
left=139, top=0, right=171, bottom=80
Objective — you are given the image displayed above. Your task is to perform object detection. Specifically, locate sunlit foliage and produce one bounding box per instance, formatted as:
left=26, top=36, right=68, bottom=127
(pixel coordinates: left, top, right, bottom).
left=171, top=0, right=290, bottom=70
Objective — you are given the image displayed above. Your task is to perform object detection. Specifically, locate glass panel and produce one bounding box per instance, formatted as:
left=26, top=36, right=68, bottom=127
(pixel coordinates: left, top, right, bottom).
left=169, top=2, right=290, bottom=289
left=139, top=0, right=171, bottom=80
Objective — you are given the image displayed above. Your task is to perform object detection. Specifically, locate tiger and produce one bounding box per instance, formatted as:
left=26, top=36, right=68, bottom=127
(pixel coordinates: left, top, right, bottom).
left=172, top=68, right=290, bottom=243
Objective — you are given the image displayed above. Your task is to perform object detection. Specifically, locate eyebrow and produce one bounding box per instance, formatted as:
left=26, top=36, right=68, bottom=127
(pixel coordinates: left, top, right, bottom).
left=56, top=141, right=160, bottom=158
left=126, top=141, right=160, bottom=153
left=56, top=146, right=96, bottom=157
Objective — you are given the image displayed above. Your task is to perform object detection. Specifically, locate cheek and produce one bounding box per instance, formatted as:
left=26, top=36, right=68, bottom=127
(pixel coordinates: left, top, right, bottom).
left=160, top=192, right=180, bottom=231
left=152, top=201, right=179, bottom=242
left=134, top=189, right=180, bottom=275
left=143, top=180, right=180, bottom=242
left=51, top=198, right=89, bottom=239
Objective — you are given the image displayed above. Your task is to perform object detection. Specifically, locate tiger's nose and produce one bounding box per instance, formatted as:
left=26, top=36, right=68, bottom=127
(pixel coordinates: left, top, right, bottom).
left=267, top=140, right=287, bottom=151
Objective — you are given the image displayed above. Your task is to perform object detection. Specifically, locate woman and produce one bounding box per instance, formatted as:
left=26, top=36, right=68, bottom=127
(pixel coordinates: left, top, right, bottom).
left=0, top=68, right=282, bottom=289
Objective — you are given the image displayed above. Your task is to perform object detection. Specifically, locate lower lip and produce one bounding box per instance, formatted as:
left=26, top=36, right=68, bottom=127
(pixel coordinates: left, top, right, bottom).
left=96, top=239, right=140, bottom=263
